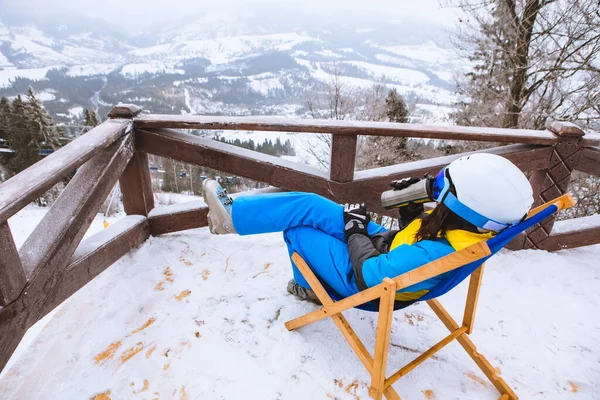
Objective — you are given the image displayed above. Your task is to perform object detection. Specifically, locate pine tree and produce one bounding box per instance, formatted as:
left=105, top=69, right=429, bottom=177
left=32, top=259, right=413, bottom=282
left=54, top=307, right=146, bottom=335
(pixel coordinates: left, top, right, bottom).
left=84, top=108, right=100, bottom=127
left=7, top=95, right=40, bottom=174
left=385, top=88, right=409, bottom=123
left=0, top=97, right=10, bottom=142
left=26, top=88, right=61, bottom=150
left=360, top=88, right=416, bottom=166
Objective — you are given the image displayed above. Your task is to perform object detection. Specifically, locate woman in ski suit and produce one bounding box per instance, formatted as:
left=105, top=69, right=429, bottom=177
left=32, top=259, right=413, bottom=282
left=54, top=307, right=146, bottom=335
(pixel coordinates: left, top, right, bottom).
left=202, top=153, right=533, bottom=304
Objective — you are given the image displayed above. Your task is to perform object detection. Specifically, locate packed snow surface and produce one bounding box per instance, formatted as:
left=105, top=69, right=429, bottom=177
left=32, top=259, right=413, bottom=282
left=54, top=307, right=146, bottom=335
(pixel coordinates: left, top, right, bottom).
left=1, top=206, right=599, bottom=399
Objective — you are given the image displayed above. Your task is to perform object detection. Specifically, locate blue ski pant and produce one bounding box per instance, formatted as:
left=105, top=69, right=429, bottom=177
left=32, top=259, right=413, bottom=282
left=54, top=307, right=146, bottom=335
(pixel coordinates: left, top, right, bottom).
left=231, top=192, right=386, bottom=298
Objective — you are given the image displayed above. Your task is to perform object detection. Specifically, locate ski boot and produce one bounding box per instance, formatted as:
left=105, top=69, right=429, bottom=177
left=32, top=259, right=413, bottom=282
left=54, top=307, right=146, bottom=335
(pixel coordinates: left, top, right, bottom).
left=287, top=279, right=321, bottom=305
left=202, top=179, right=236, bottom=235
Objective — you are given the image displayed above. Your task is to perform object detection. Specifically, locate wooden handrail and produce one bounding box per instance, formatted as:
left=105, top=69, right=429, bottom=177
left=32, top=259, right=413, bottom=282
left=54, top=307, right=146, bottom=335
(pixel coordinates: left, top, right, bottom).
left=581, top=133, right=600, bottom=146
left=136, top=129, right=558, bottom=215
left=576, top=146, right=600, bottom=175
left=135, top=115, right=560, bottom=145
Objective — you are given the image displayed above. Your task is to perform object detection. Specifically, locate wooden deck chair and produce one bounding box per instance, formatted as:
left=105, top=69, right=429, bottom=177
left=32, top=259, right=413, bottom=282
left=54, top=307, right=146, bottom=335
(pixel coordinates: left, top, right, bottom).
left=284, top=194, right=575, bottom=400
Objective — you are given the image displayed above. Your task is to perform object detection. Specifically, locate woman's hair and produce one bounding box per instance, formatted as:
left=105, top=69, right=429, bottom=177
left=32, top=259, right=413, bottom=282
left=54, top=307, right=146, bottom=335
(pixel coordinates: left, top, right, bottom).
left=415, top=203, right=479, bottom=242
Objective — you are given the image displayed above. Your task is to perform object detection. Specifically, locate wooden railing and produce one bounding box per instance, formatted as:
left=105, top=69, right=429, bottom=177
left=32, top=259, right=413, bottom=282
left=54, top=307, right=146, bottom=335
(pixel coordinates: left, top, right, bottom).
left=1, top=104, right=599, bottom=372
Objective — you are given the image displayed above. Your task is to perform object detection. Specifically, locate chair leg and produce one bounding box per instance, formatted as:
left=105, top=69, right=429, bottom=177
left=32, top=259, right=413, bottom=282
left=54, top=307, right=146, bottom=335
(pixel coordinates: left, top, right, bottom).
left=427, top=299, right=519, bottom=400
left=286, top=254, right=404, bottom=400
left=462, top=265, right=484, bottom=334
left=370, top=278, right=397, bottom=400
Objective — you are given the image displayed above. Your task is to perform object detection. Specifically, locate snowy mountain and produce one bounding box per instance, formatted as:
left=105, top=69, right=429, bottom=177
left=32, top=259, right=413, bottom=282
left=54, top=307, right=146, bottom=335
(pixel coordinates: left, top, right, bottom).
left=0, top=12, right=132, bottom=68
left=0, top=9, right=463, bottom=124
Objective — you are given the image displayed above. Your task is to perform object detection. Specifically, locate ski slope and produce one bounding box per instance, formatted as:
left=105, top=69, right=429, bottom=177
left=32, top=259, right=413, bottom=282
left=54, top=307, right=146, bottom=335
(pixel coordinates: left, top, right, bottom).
left=1, top=205, right=599, bottom=399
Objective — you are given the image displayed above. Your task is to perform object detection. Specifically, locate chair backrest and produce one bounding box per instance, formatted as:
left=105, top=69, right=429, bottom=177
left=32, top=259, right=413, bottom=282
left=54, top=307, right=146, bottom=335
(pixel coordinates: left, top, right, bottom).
left=328, top=201, right=562, bottom=312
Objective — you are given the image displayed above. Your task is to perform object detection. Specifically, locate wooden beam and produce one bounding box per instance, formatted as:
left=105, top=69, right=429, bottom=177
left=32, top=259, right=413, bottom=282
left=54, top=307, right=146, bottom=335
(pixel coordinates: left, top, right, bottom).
left=148, top=201, right=208, bottom=236
left=108, top=104, right=142, bottom=119
left=524, top=136, right=584, bottom=249
left=137, top=128, right=334, bottom=197
left=135, top=115, right=559, bottom=145
left=538, top=224, right=600, bottom=251
left=19, top=135, right=134, bottom=279
left=148, top=187, right=284, bottom=236
left=582, top=132, right=600, bottom=147
left=352, top=144, right=552, bottom=184
left=0, top=136, right=134, bottom=372
left=120, top=151, right=155, bottom=216
left=0, top=303, right=27, bottom=375
left=337, top=144, right=553, bottom=214
left=575, top=146, right=600, bottom=176
left=0, top=222, right=26, bottom=306
left=41, top=216, right=150, bottom=317
left=0, top=119, right=130, bottom=224
left=330, top=134, right=357, bottom=182
left=504, top=233, right=526, bottom=251
left=137, top=129, right=553, bottom=216
left=546, top=121, right=585, bottom=137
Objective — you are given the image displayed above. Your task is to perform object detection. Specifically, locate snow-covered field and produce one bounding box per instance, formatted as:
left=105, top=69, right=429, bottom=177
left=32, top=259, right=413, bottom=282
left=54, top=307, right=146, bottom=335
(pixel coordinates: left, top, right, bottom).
left=130, top=33, right=320, bottom=65
left=0, top=67, right=54, bottom=88
left=373, top=41, right=461, bottom=67
left=345, top=61, right=430, bottom=85
left=1, top=204, right=599, bottom=399
left=121, top=63, right=185, bottom=77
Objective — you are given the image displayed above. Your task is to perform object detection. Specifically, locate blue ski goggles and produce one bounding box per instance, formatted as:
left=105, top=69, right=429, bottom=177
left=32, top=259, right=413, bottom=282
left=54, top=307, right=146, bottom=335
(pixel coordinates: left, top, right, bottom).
left=431, top=167, right=512, bottom=233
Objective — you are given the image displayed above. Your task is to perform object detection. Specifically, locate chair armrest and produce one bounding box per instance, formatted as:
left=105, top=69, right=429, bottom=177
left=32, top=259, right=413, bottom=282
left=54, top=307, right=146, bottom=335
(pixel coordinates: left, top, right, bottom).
left=393, top=241, right=491, bottom=291
left=527, top=193, right=575, bottom=218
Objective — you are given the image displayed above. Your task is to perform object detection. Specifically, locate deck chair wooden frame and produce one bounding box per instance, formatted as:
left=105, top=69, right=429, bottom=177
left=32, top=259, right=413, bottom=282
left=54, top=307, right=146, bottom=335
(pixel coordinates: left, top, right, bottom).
left=284, top=194, right=575, bottom=400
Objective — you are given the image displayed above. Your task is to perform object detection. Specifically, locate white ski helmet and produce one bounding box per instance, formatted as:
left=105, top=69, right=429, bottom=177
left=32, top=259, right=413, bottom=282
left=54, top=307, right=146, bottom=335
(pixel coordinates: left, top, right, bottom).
left=431, top=153, right=533, bottom=232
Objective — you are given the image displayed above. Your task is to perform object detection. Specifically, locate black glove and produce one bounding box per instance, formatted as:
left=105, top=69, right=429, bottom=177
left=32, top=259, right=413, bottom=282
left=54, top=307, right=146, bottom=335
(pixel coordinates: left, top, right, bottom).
left=390, top=177, right=421, bottom=191
left=399, top=202, right=425, bottom=228
left=343, top=203, right=370, bottom=238
left=390, top=177, right=426, bottom=228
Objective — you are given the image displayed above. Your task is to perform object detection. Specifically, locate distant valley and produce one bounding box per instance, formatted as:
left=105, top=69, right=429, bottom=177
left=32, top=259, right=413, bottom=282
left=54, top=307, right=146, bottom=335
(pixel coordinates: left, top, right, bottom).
left=0, top=10, right=464, bottom=126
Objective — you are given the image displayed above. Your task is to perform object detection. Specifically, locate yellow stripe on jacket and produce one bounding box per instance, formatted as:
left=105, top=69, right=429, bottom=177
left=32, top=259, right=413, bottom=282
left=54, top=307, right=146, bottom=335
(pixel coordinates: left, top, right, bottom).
left=389, top=215, right=492, bottom=301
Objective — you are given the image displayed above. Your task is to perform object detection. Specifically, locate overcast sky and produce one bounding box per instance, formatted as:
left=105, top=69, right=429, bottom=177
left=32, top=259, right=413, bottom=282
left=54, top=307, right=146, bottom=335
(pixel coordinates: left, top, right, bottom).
left=3, top=0, right=460, bottom=29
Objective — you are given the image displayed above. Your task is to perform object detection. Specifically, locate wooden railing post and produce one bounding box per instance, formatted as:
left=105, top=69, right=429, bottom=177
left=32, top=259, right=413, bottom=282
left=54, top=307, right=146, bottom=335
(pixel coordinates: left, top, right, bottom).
left=0, top=222, right=26, bottom=306
left=524, top=121, right=585, bottom=249
left=119, top=151, right=155, bottom=216
left=109, top=104, right=155, bottom=217
left=329, top=134, right=357, bottom=182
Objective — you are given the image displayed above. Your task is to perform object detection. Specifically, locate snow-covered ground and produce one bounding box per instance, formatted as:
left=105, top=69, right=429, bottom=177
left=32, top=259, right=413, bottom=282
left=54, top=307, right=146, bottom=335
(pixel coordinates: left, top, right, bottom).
left=0, top=67, right=54, bottom=88
left=1, top=205, right=599, bottom=399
